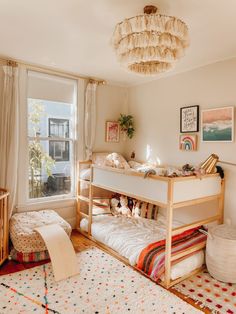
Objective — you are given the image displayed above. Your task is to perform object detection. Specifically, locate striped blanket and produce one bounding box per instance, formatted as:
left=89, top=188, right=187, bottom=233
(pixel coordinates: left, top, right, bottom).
left=137, top=228, right=206, bottom=282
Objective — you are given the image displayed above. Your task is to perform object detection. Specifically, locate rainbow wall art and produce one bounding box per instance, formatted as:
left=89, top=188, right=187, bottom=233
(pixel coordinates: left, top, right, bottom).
left=179, top=134, right=197, bottom=151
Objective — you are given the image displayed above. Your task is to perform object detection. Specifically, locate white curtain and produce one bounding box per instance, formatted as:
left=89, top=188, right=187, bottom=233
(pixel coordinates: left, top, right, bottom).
left=84, top=82, right=97, bottom=160
left=0, top=65, right=19, bottom=217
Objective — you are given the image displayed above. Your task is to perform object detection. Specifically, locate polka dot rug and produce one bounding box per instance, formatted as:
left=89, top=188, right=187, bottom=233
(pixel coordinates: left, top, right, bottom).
left=173, top=269, right=236, bottom=314
left=0, top=247, right=202, bottom=314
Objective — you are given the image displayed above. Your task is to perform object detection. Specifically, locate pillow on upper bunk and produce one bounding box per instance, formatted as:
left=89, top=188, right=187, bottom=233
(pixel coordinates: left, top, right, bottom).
left=104, top=153, right=130, bottom=169
left=92, top=152, right=110, bottom=166
left=92, top=152, right=130, bottom=169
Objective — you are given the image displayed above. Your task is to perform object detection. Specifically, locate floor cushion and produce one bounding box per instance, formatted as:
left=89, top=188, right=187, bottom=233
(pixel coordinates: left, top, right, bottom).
left=10, top=248, right=50, bottom=263
left=10, top=210, right=72, bottom=253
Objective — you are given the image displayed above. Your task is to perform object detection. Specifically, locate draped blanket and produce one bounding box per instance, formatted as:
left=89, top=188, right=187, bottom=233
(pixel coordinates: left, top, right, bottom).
left=137, top=228, right=206, bottom=282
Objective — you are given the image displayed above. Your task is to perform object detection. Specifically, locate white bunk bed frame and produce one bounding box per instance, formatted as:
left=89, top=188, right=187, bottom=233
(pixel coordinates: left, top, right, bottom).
left=77, top=161, right=225, bottom=288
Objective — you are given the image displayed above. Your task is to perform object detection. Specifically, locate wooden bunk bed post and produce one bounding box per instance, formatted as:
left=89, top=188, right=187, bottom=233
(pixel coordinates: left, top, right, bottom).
left=77, top=160, right=92, bottom=229
left=88, top=166, right=94, bottom=236
left=164, top=179, right=174, bottom=288
left=218, top=178, right=225, bottom=224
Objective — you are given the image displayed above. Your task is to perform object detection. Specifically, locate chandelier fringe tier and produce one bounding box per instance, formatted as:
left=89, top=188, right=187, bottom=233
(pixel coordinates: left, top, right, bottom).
left=111, top=6, right=189, bottom=75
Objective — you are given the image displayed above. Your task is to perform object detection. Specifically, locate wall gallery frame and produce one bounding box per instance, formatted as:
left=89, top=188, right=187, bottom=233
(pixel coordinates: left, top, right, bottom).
left=201, top=106, right=234, bottom=142
left=179, top=134, right=198, bottom=151
left=180, top=105, right=199, bottom=133
left=105, top=121, right=120, bottom=142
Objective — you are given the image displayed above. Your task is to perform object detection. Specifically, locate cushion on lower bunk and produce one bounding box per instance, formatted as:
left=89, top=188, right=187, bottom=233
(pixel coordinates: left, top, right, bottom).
left=10, top=210, right=72, bottom=253
left=110, top=194, right=159, bottom=219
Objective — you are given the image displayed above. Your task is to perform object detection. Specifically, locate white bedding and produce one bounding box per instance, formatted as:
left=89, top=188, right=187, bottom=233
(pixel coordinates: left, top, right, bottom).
left=80, top=215, right=204, bottom=281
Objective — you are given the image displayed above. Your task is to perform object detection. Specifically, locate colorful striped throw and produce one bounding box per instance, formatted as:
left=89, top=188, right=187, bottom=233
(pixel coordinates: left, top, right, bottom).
left=137, top=228, right=206, bottom=281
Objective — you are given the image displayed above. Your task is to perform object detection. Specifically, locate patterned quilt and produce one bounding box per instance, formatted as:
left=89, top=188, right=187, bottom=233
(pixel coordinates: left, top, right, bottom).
left=137, top=228, right=206, bottom=281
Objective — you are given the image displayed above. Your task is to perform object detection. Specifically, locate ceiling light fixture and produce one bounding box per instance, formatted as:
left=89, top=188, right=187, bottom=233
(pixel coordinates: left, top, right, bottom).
left=111, top=5, right=189, bottom=75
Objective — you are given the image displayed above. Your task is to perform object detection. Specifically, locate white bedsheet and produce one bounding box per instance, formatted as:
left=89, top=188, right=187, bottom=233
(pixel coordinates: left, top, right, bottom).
left=80, top=215, right=204, bottom=280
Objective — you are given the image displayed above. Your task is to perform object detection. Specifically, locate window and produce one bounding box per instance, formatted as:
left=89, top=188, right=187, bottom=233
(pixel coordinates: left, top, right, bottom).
left=49, top=118, right=69, bottom=138
left=27, top=71, right=77, bottom=200
left=49, top=118, right=70, bottom=162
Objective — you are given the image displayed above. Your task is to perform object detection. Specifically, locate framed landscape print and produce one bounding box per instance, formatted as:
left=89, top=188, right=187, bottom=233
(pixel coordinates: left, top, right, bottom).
left=105, top=121, right=120, bottom=142
left=180, top=105, right=199, bottom=133
left=179, top=134, right=198, bottom=151
left=201, top=106, right=234, bottom=142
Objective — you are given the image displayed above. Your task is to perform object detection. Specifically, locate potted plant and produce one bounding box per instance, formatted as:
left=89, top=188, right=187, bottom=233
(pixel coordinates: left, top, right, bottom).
left=118, top=114, right=135, bottom=139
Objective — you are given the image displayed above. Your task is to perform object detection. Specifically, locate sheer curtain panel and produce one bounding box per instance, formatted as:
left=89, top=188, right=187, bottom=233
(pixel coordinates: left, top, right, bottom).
left=0, top=65, right=19, bottom=217
left=84, top=82, right=97, bottom=160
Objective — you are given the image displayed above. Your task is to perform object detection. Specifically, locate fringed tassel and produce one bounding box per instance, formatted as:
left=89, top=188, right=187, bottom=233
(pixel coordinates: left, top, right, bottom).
left=116, top=31, right=184, bottom=55
left=119, top=46, right=184, bottom=65
left=128, top=61, right=173, bottom=75
left=112, top=14, right=189, bottom=48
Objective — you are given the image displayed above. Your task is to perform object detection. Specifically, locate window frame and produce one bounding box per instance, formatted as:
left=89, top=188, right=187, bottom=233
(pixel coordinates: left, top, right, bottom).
left=17, top=68, right=84, bottom=211
left=25, top=75, right=77, bottom=203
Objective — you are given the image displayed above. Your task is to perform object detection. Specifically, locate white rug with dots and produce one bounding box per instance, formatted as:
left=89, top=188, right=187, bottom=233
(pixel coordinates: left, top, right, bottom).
left=0, top=247, right=202, bottom=314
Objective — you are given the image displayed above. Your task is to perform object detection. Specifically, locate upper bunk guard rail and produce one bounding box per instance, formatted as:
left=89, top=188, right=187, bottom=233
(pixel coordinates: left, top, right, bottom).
left=0, top=188, right=9, bottom=266
left=91, top=165, right=222, bottom=208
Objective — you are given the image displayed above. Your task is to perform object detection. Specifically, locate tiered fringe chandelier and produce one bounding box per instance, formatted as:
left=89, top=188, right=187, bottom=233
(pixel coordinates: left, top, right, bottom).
left=111, top=5, right=189, bottom=75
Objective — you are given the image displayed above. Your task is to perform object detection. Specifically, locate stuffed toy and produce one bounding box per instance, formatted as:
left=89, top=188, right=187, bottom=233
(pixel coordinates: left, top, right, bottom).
left=132, top=201, right=141, bottom=217
left=119, top=195, right=132, bottom=217
left=110, top=197, right=120, bottom=216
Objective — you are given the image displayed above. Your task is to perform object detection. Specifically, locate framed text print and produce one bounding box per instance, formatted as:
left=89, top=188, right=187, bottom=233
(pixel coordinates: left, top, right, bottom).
left=180, top=105, right=199, bottom=133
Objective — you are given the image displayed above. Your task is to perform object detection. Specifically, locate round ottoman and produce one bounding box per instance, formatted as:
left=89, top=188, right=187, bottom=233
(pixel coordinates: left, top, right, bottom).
left=206, top=224, right=236, bottom=283
left=10, top=210, right=72, bottom=254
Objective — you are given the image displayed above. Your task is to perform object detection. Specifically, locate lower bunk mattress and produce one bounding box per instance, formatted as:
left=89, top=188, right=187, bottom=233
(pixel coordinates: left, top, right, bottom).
left=80, top=215, right=205, bottom=281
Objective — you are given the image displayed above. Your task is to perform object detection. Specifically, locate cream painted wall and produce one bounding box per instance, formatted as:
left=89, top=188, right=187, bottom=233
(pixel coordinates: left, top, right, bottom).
left=93, top=84, right=128, bottom=154
left=126, top=58, right=236, bottom=224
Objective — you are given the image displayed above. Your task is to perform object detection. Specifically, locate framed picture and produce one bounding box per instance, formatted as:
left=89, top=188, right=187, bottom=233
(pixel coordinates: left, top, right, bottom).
left=105, top=121, right=120, bottom=142
left=201, top=106, right=234, bottom=142
left=179, top=134, right=198, bottom=151
left=180, top=105, right=199, bottom=133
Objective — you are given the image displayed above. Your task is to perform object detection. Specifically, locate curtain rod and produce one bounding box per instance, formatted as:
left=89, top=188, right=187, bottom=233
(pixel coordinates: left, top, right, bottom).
left=219, top=160, right=236, bottom=167
left=0, top=56, right=106, bottom=84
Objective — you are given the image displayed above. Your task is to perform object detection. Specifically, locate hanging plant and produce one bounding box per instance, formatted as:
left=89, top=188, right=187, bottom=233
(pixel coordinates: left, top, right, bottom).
left=118, top=114, right=135, bottom=139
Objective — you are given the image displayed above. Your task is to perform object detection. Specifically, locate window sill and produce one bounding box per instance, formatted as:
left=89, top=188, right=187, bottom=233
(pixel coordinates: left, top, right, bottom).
left=16, top=196, right=76, bottom=212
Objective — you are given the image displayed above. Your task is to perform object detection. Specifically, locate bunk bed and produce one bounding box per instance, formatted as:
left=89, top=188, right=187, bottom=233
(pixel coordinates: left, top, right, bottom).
left=77, top=160, right=225, bottom=288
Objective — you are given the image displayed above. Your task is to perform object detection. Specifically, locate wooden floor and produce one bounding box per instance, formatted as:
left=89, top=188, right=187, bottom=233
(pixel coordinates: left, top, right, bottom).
left=0, top=230, right=211, bottom=313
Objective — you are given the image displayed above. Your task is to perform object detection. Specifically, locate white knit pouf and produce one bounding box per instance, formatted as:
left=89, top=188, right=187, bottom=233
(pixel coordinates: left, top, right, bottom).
left=206, top=224, right=236, bottom=283
left=10, top=210, right=72, bottom=253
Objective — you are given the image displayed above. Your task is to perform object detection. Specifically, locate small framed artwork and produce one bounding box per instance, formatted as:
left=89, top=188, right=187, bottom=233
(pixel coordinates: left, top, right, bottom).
left=105, top=121, right=120, bottom=142
left=179, top=134, right=198, bottom=151
left=180, top=105, right=199, bottom=133
left=201, top=106, right=234, bottom=142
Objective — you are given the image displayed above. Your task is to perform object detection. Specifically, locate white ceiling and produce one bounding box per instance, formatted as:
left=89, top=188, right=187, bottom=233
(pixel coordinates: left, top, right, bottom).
left=0, top=0, right=236, bottom=86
